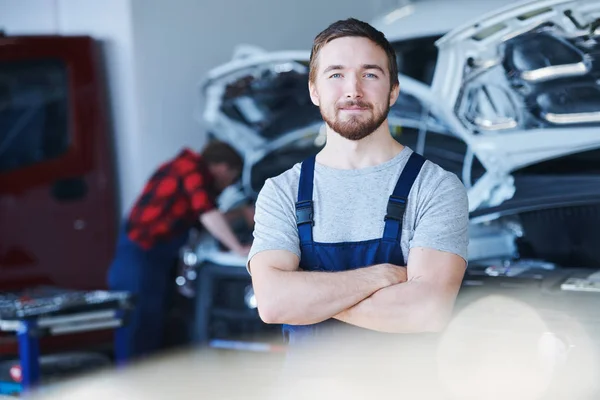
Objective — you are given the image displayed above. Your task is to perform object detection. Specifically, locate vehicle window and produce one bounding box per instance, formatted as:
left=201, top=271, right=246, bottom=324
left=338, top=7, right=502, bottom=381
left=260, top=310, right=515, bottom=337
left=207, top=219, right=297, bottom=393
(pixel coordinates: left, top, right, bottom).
left=0, top=59, right=70, bottom=173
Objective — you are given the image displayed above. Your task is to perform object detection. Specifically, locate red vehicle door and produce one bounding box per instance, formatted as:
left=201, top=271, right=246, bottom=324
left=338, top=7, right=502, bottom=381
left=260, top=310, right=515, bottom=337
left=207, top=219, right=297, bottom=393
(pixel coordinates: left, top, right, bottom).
left=0, top=35, right=119, bottom=354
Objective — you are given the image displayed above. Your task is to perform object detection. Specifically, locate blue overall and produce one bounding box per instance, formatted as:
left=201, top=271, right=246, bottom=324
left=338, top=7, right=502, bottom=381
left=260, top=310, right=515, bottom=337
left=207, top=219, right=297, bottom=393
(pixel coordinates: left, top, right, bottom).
left=107, top=225, right=188, bottom=360
left=282, top=151, right=426, bottom=345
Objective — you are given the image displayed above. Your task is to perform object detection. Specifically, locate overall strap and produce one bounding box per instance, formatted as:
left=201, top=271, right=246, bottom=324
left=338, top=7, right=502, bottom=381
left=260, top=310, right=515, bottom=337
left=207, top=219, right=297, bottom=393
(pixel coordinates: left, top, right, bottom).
left=296, top=156, right=316, bottom=245
left=382, top=152, right=426, bottom=243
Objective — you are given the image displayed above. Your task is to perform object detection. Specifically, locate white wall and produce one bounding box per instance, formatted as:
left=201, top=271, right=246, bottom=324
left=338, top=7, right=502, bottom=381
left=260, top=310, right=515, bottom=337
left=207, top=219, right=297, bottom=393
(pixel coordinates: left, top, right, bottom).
left=0, top=0, right=57, bottom=32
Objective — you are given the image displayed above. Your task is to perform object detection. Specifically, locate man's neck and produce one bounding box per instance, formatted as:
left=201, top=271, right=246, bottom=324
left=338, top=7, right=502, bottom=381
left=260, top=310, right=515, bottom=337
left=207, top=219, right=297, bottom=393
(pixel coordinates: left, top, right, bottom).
left=316, top=124, right=404, bottom=170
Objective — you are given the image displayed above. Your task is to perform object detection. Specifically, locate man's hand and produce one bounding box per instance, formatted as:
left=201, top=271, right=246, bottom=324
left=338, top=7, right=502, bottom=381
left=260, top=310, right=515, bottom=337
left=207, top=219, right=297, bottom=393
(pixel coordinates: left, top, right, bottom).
left=375, top=263, right=408, bottom=287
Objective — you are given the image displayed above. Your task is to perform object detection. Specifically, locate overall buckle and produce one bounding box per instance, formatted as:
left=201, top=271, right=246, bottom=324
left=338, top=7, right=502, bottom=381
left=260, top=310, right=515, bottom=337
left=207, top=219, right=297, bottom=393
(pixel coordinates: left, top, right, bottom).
left=295, top=200, right=314, bottom=226
left=385, top=196, right=406, bottom=221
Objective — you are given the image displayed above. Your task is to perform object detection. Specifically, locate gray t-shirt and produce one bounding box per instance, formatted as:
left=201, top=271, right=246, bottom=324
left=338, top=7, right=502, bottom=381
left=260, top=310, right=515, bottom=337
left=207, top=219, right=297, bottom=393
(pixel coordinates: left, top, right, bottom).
left=247, top=147, right=469, bottom=272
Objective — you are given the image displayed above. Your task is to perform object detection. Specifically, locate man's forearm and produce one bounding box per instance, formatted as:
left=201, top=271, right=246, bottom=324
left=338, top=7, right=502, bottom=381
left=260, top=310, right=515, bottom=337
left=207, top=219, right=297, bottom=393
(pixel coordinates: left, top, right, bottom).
left=199, top=209, right=244, bottom=252
left=254, top=266, right=394, bottom=326
left=333, top=278, right=457, bottom=333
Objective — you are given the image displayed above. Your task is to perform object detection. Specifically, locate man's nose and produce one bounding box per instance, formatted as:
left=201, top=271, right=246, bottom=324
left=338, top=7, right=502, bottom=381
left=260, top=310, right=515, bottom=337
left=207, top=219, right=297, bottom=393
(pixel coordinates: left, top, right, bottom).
left=344, top=75, right=363, bottom=98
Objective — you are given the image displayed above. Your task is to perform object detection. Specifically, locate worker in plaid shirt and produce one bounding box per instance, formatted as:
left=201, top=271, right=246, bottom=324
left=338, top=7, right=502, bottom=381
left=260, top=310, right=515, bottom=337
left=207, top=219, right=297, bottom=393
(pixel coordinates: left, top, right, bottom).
left=107, top=140, right=251, bottom=359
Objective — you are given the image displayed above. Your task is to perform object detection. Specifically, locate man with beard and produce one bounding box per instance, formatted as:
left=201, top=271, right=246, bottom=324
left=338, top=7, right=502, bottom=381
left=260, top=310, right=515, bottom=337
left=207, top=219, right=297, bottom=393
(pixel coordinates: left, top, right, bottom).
left=246, top=19, right=469, bottom=389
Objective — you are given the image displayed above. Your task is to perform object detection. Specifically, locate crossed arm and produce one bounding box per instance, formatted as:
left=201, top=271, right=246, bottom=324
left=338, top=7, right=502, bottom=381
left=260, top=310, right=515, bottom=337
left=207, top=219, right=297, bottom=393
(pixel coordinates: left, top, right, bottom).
left=248, top=246, right=466, bottom=333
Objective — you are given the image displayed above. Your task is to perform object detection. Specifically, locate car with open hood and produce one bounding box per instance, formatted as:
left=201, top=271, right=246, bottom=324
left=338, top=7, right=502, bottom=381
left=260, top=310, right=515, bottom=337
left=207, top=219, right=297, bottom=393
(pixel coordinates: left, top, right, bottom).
left=190, top=0, right=600, bottom=267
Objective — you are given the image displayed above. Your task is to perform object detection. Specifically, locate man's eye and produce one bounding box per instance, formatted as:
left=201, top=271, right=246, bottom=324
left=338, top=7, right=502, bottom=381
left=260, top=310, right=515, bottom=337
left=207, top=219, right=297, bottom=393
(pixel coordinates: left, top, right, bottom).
left=330, top=73, right=342, bottom=78
left=365, top=73, right=378, bottom=78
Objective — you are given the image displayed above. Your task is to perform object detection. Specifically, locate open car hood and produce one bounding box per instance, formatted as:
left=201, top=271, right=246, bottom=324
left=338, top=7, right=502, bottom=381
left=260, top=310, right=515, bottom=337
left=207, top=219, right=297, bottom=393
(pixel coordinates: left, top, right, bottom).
left=430, top=0, right=600, bottom=210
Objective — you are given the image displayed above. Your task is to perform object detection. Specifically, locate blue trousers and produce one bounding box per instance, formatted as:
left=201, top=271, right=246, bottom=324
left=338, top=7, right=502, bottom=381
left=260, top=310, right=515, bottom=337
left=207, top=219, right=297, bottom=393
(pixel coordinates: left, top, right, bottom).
left=107, top=226, right=187, bottom=359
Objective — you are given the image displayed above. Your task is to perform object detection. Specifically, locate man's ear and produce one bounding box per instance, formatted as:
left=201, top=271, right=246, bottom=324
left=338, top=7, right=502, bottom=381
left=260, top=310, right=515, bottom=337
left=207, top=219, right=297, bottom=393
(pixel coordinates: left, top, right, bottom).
left=309, top=81, right=320, bottom=107
left=389, top=82, right=400, bottom=106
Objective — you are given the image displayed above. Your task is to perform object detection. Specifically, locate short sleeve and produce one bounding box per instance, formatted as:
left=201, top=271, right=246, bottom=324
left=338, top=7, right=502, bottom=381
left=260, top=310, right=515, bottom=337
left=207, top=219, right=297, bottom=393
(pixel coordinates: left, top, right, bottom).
left=409, top=173, right=469, bottom=262
left=247, top=179, right=301, bottom=274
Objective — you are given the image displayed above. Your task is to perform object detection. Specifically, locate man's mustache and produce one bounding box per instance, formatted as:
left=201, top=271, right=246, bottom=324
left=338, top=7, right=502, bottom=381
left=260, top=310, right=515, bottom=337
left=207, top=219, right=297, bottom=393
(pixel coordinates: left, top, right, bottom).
left=336, top=100, right=372, bottom=109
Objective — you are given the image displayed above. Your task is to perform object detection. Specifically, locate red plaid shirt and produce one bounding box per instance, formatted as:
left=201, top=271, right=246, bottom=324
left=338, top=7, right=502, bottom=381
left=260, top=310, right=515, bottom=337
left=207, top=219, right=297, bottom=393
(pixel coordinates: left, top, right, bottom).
left=126, top=148, right=217, bottom=249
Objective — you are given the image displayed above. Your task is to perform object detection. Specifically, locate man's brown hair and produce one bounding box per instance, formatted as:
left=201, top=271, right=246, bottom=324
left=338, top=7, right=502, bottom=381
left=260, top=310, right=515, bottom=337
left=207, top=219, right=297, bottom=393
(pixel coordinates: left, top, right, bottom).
left=309, top=18, right=399, bottom=88
left=201, top=140, right=243, bottom=172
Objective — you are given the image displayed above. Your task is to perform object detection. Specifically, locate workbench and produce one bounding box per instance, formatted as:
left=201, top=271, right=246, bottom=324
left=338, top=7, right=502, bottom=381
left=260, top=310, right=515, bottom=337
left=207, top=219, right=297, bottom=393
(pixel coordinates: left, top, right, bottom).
left=0, top=287, right=134, bottom=395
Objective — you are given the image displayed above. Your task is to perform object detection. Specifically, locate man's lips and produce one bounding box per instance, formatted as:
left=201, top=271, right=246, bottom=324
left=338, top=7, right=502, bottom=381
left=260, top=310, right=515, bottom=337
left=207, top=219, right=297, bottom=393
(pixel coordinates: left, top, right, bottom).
left=338, top=102, right=371, bottom=111
left=339, top=105, right=370, bottom=112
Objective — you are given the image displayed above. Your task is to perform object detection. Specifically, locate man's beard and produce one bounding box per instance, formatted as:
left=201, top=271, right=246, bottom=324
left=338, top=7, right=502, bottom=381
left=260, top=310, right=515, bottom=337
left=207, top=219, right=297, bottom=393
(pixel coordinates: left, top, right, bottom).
left=320, top=99, right=390, bottom=141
